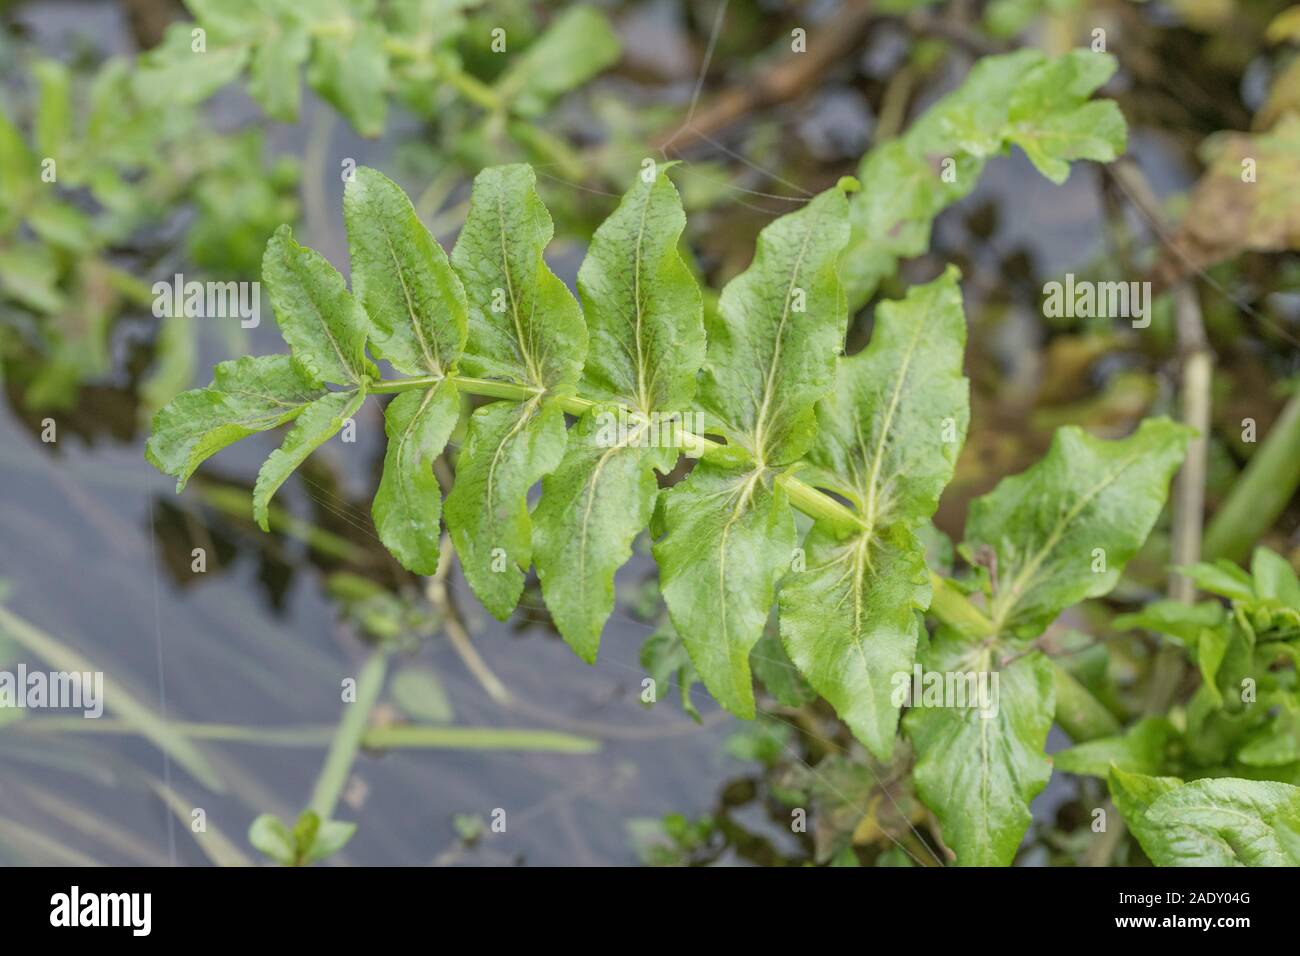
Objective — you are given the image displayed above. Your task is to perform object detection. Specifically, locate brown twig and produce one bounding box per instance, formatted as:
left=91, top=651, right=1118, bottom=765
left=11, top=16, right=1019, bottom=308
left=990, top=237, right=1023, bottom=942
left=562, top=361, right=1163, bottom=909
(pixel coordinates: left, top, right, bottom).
left=652, top=2, right=877, bottom=152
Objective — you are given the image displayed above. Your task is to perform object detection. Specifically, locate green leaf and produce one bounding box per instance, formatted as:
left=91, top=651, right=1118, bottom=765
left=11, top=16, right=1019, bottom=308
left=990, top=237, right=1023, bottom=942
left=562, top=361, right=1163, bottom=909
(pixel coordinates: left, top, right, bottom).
left=698, top=184, right=851, bottom=465
left=1004, top=51, right=1125, bottom=183
left=372, top=382, right=460, bottom=575
left=1179, top=559, right=1256, bottom=603
left=0, top=109, right=37, bottom=223
left=640, top=619, right=702, bottom=721
left=1238, top=701, right=1300, bottom=766
left=32, top=60, right=71, bottom=163
left=303, top=818, right=357, bottom=864
left=344, top=166, right=468, bottom=377
left=1113, top=599, right=1226, bottom=644
left=185, top=0, right=263, bottom=44
left=904, top=638, right=1055, bottom=866
left=494, top=6, right=621, bottom=115
left=307, top=21, right=389, bottom=137
left=652, top=184, right=850, bottom=716
left=577, top=164, right=703, bottom=413
left=1108, top=766, right=1182, bottom=828
left=967, top=418, right=1192, bottom=639
left=983, top=0, right=1079, bottom=38
left=780, top=270, right=967, bottom=760
left=844, top=50, right=1125, bottom=308
left=1054, top=717, right=1175, bottom=778
left=782, top=525, right=927, bottom=757
left=1050, top=655, right=1121, bottom=741
left=0, top=242, right=62, bottom=314
left=751, top=625, right=815, bottom=709
left=532, top=410, right=669, bottom=661
left=133, top=23, right=250, bottom=108
left=248, top=813, right=296, bottom=865
left=1273, top=803, right=1300, bottom=861
left=390, top=667, right=454, bottom=724
left=1195, top=626, right=1230, bottom=708
left=452, top=164, right=586, bottom=390
left=532, top=166, right=703, bottom=661
left=1252, top=547, right=1300, bottom=608
left=248, top=25, right=309, bottom=122
left=252, top=388, right=366, bottom=531
left=27, top=200, right=94, bottom=253
left=263, top=224, right=377, bottom=387
left=145, top=355, right=326, bottom=490
left=1117, top=775, right=1300, bottom=866
left=653, top=463, right=795, bottom=717
left=444, top=398, right=567, bottom=619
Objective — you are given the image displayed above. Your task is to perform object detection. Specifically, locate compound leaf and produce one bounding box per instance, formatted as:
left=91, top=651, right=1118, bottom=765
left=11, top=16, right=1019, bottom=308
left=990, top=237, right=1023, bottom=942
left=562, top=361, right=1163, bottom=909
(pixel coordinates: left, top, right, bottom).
left=533, top=165, right=702, bottom=661
left=844, top=49, right=1125, bottom=308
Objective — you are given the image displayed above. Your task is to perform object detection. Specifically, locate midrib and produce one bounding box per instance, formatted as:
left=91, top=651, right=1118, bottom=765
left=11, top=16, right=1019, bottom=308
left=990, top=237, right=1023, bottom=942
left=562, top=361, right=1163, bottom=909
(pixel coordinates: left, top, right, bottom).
left=751, top=221, right=814, bottom=463
left=861, top=316, right=927, bottom=537
left=496, top=193, right=542, bottom=387
left=379, top=220, right=440, bottom=374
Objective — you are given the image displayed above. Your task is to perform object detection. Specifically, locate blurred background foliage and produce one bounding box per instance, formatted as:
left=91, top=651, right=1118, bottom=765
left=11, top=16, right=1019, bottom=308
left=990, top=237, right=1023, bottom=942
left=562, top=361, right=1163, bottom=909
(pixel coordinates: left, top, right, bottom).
left=0, top=0, right=1299, bottom=866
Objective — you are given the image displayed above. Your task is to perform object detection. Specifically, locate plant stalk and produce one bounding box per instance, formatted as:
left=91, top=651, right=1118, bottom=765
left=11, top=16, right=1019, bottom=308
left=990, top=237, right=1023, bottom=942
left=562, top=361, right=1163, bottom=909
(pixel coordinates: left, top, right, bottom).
left=307, top=649, right=388, bottom=821
left=1203, top=390, right=1300, bottom=563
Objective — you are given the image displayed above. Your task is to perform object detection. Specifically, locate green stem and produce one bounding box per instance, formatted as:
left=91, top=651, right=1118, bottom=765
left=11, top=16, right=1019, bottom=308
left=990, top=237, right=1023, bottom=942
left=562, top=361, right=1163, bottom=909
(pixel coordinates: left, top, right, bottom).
left=505, top=120, right=587, bottom=182
left=1203, top=391, right=1300, bottom=564
left=927, top=571, right=993, bottom=639
left=200, top=483, right=365, bottom=563
left=1050, top=660, right=1121, bottom=742
left=364, top=725, right=599, bottom=753
left=372, top=373, right=991, bottom=633
left=307, top=649, right=388, bottom=820
left=778, top=473, right=865, bottom=532
left=440, top=64, right=503, bottom=112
